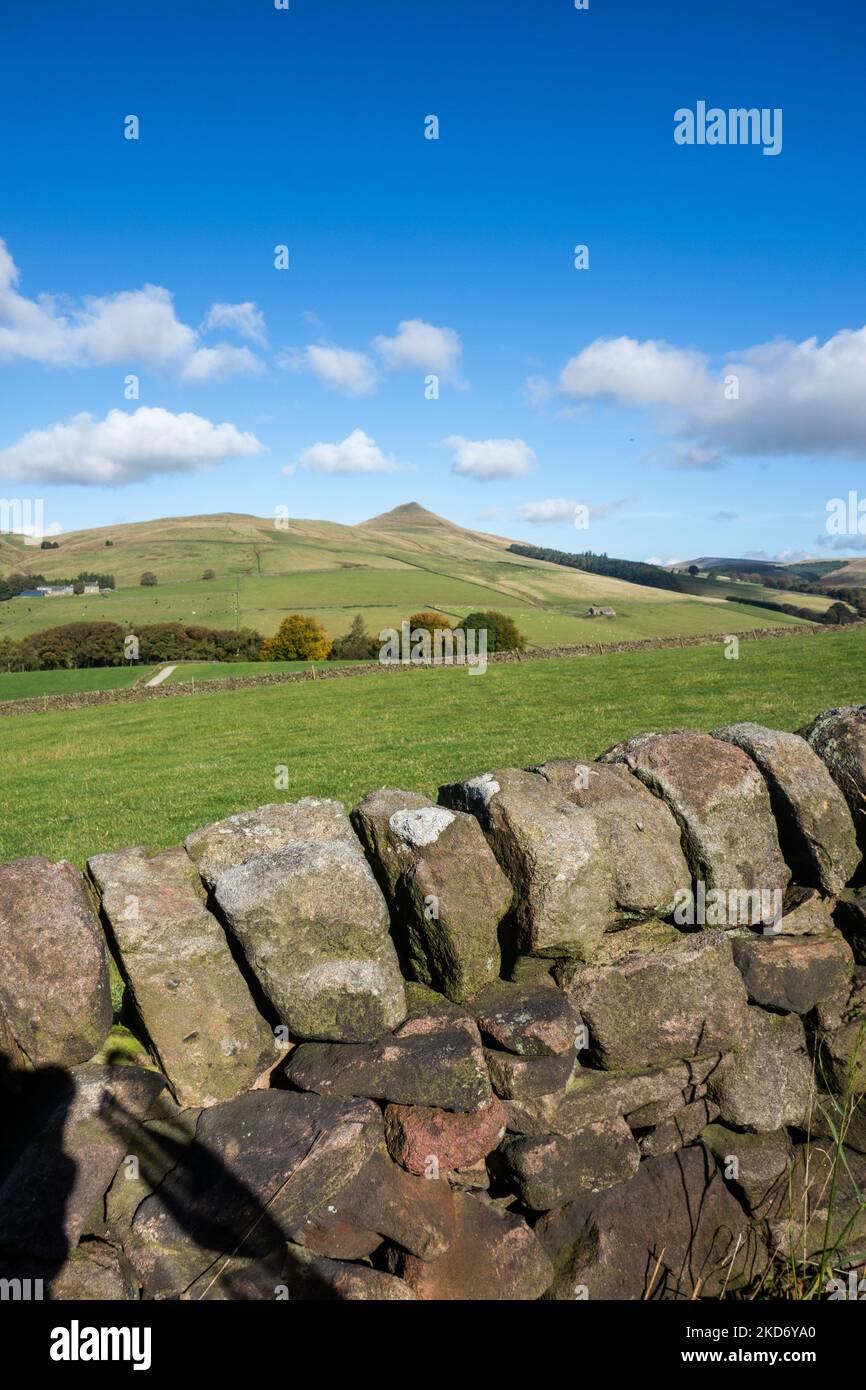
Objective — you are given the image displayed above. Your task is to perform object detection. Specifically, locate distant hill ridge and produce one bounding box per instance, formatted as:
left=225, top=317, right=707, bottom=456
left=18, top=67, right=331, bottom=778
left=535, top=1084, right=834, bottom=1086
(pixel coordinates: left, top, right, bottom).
left=0, top=502, right=851, bottom=647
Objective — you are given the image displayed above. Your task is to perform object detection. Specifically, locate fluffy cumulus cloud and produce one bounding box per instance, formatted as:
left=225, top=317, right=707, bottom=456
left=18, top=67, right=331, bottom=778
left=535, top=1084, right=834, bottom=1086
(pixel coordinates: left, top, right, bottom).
left=373, top=319, right=463, bottom=378
left=284, top=318, right=463, bottom=397
left=0, top=407, right=265, bottom=485
left=559, top=337, right=707, bottom=409
left=446, top=435, right=536, bottom=481
left=557, top=327, right=866, bottom=463
left=297, top=428, right=395, bottom=475
left=281, top=344, right=378, bottom=396
left=181, top=343, right=263, bottom=382
left=202, top=301, right=268, bottom=347
left=0, top=239, right=265, bottom=381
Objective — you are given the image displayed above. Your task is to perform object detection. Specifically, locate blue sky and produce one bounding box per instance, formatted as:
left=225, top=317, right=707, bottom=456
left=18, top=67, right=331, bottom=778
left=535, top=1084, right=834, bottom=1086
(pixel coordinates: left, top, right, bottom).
left=1, top=0, right=864, bottom=562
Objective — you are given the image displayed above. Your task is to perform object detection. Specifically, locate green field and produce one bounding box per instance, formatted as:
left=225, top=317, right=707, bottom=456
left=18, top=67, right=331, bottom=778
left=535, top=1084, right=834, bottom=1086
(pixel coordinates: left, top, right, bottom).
left=0, top=571, right=814, bottom=649
left=163, top=659, right=359, bottom=682
left=1, top=627, right=862, bottom=867
left=0, top=503, right=838, bottom=651
left=0, top=665, right=158, bottom=702
left=0, top=659, right=359, bottom=701
left=673, top=572, right=848, bottom=613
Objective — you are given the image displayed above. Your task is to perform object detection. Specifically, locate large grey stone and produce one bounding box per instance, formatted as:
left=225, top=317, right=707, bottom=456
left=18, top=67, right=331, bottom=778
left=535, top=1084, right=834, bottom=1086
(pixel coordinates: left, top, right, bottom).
left=600, top=730, right=789, bottom=897
left=567, top=929, right=750, bottom=1071
left=497, top=1116, right=640, bottom=1211
left=708, top=1008, right=813, bottom=1132
left=530, top=759, right=690, bottom=918
left=484, top=1048, right=575, bottom=1100
left=285, top=1012, right=493, bottom=1111
left=185, top=798, right=353, bottom=887
left=351, top=787, right=510, bottom=1001
left=214, top=833, right=406, bottom=1043
left=730, top=931, right=854, bottom=1015
left=438, top=768, right=613, bottom=959
left=88, top=845, right=274, bottom=1107
left=0, top=858, right=112, bottom=1068
left=289, top=1144, right=455, bottom=1260
left=799, top=705, right=866, bottom=852
left=712, top=722, right=860, bottom=894
left=124, top=1090, right=383, bottom=1299
left=471, top=980, right=580, bottom=1057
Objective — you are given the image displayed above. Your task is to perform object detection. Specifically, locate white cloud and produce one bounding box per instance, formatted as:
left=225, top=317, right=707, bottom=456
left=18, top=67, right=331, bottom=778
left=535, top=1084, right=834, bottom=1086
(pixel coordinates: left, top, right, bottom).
left=0, top=407, right=265, bottom=485
left=816, top=533, right=866, bottom=552
left=519, top=495, right=633, bottom=523
left=558, top=327, right=866, bottom=461
left=279, top=318, right=464, bottom=396
left=670, top=444, right=725, bottom=471
left=181, top=344, right=264, bottom=383
left=203, top=301, right=268, bottom=348
left=519, top=498, right=578, bottom=523
left=591, top=496, right=634, bottom=519
left=522, top=375, right=554, bottom=408
left=560, top=336, right=707, bottom=408
left=282, top=344, right=378, bottom=396
left=374, top=318, right=462, bottom=378
left=446, top=435, right=536, bottom=481
left=0, top=239, right=264, bottom=380
left=297, top=428, right=395, bottom=475
left=740, top=548, right=815, bottom=563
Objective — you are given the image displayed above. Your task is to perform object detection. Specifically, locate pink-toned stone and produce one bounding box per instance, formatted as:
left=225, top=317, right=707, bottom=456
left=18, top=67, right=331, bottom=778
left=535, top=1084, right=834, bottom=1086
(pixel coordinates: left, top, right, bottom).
left=384, top=1096, right=507, bottom=1175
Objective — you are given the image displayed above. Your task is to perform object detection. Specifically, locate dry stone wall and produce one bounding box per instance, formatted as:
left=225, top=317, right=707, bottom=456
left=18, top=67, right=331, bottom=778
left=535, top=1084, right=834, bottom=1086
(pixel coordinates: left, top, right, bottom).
left=1, top=704, right=865, bottom=1301
left=1, top=618, right=858, bottom=720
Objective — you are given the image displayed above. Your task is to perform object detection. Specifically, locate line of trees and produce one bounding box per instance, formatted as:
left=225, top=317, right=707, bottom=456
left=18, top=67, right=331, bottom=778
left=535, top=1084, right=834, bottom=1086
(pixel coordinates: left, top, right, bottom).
left=507, top=543, right=684, bottom=593
left=0, top=622, right=263, bottom=671
left=259, top=608, right=530, bottom=662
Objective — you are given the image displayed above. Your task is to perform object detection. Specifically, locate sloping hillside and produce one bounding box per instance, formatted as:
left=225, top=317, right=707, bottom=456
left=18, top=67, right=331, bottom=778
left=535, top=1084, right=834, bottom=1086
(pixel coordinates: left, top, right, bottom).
left=0, top=503, right=833, bottom=646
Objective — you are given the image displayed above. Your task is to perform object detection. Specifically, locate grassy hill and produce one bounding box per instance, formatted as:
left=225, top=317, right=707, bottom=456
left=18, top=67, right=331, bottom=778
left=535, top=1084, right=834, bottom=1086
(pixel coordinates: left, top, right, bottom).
left=0, top=502, right=841, bottom=649
left=810, top=556, right=866, bottom=587
left=674, top=553, right=866, bottom=590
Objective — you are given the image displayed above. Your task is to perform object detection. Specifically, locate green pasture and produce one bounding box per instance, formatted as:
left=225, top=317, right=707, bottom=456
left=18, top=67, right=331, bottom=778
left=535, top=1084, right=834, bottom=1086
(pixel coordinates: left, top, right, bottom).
left=1, top=627, right=862, bottom=866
